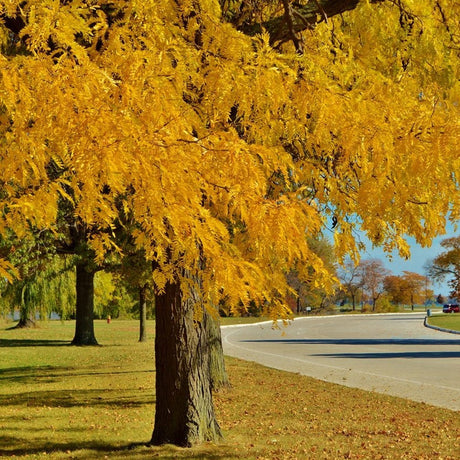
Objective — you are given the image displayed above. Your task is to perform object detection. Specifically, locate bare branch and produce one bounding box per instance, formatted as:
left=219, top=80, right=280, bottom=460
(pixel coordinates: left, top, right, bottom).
left=281, top=0, right=304, bottom=53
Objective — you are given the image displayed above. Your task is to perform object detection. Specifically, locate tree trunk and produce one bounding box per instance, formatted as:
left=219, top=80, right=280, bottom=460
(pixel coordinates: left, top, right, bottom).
left=372, top=296, right=378, bottom=312
left=11, top=309, right=35, bottom=329
left=204, top=309, right=230, bottom=391
left=71, top=261, right=98, bottom=346
left=12, top=304, right=35, bottom=328
left=12, top=318, right=35, bottom=328
left=150, top=279, right=222, bottom=447
left=139, top=284, right=148, bottom=342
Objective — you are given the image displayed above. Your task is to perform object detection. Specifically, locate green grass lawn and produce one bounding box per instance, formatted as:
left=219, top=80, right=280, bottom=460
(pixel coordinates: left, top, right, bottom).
left=0, top=319, right=458, bottom=459
left=427, top=314, right=460, bottom=332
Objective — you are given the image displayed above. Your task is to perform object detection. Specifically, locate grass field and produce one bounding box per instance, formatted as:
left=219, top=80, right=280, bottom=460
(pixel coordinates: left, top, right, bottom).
left=0, top=319, right=458, bottom=459
left=427, top=314, right=460, bottom=332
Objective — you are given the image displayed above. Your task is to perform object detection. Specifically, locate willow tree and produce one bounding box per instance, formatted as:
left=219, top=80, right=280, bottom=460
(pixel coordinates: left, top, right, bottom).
left=0, top=230, right=75, bottom=327
left=1, top=0, right=459, bottom=447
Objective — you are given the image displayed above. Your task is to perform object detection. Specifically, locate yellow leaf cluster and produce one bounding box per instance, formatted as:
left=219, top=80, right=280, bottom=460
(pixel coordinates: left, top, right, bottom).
left=0, top=0, right=459, bottom=314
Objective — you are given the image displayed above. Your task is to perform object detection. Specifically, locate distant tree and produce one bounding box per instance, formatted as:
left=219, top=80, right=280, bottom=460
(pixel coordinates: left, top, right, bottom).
left=114, top=215, right=155, bottom=342
left=0, top=256, right=75, bottom=327
left=385, top=272, right=429, bottom=309
left=402, top=271, right=430, bottom=310
left=436, top=294, right=446, bottom=305
left=119, top=249, right=154, bottom=342
left=91, top=270, right=137, bottom=320
left=360, top=259, right=390, bottom=311
left=287, top=237, right=338, bottom=312
left=338, top=259, right=363, bottom=311
left=383, top=275, right=406, bottom=305
left=426, top=236, right=460, bottom=300
left=0, top=230, right=76, bottom=327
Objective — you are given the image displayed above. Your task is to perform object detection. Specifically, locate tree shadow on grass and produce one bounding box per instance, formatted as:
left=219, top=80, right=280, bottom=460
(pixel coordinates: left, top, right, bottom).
left=0, top=338, right=70, bottom=347
left=0, top=364, right=154, bottom=381
left=0, top=438, right=238, bottom=459
left=0, top=365, right=77, bottom=384
left=0, top=387, right=154, bottom=408
left=0, top=439, right=132, bottom=459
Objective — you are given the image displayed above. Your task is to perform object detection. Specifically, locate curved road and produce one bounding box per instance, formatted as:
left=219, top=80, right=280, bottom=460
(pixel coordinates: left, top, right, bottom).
left=221, top=314, right=460, bottom=411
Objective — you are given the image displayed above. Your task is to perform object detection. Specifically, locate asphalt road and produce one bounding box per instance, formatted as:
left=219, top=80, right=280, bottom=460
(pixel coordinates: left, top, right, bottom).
left=221, top=313, right=460, bottom=411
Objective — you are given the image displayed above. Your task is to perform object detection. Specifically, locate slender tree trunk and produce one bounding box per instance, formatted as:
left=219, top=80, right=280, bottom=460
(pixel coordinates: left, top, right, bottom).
left=372, top=294, right=379, bottom=312
left=204, top=309, right=230, bottom=391
left=71, top=261, right=98, bottom=346
left=139, top=284, right=148, bottom=342
left=150, top=279, right=222, bottom=447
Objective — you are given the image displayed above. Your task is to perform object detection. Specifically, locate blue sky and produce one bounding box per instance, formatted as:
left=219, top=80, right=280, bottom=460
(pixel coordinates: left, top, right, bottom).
left=360, top=224, right=458, bottom=297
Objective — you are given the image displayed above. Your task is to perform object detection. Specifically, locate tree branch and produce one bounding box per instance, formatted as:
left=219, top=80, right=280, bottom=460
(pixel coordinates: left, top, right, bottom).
left=235, top=0, right=363, bottom=46
left=281, top=0, right=304, bottom=53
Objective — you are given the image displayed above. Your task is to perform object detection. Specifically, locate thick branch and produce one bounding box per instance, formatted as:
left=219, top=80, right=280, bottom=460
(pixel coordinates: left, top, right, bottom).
left=269, top=0, right=364, bottom=45
left=237, top=0, right=362, bottom=46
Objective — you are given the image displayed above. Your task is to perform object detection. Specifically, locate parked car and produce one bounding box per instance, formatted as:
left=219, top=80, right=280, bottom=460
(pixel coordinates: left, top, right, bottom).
left=443, top=304, right=460, bottom=313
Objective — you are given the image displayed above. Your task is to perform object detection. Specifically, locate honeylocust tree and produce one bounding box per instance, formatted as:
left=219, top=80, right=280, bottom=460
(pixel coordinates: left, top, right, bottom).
left=1, top=0, right=459, bottom=447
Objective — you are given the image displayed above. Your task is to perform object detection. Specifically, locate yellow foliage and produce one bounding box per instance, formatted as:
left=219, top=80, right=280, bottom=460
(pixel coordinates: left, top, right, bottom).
left=0, top=0, right=459, bottom=313
left=0, top=259, right=18, bottom=283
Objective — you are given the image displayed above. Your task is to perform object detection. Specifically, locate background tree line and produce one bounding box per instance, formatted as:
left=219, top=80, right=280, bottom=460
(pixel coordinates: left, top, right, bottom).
left=4, top=232, right=459, bottom=327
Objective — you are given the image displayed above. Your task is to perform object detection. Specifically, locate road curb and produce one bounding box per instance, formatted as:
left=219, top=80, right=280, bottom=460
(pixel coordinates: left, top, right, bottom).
left=221, top=312, right=424, bottom=329
left=424, top=316, right=460, bottom=335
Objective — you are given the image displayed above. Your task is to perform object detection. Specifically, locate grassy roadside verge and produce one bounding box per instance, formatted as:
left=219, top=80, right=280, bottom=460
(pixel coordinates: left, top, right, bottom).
left=426, top=314, right=460, bottom=332
left=0, top=320, right=458, bottom=459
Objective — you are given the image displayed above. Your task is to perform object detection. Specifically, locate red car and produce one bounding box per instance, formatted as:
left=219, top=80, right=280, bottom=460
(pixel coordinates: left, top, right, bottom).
left=443, top=304, right=460, bottom=313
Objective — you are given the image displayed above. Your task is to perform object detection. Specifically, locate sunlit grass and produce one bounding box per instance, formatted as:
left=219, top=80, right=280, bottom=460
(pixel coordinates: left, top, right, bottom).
left=427, top=314, right=460, bottom=332
left=0, top=320, right=458, bottom=459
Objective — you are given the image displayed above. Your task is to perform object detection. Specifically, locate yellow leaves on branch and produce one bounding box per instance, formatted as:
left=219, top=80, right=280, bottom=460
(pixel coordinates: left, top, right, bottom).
left=0, top=258, right=18, bottom=283
left=89, top=233, right=121, bottom=265
left=0, top=0, right=459, bottom=309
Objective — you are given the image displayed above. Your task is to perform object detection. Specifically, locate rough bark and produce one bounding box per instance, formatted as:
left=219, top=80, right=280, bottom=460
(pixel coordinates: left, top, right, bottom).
left=71, top=261, right=98, bottom=346
left=139, top=284, right=148, bottom=343
left=150, top=279, right=222, bottom=447
left=204, top=309, right=230, bottom=391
